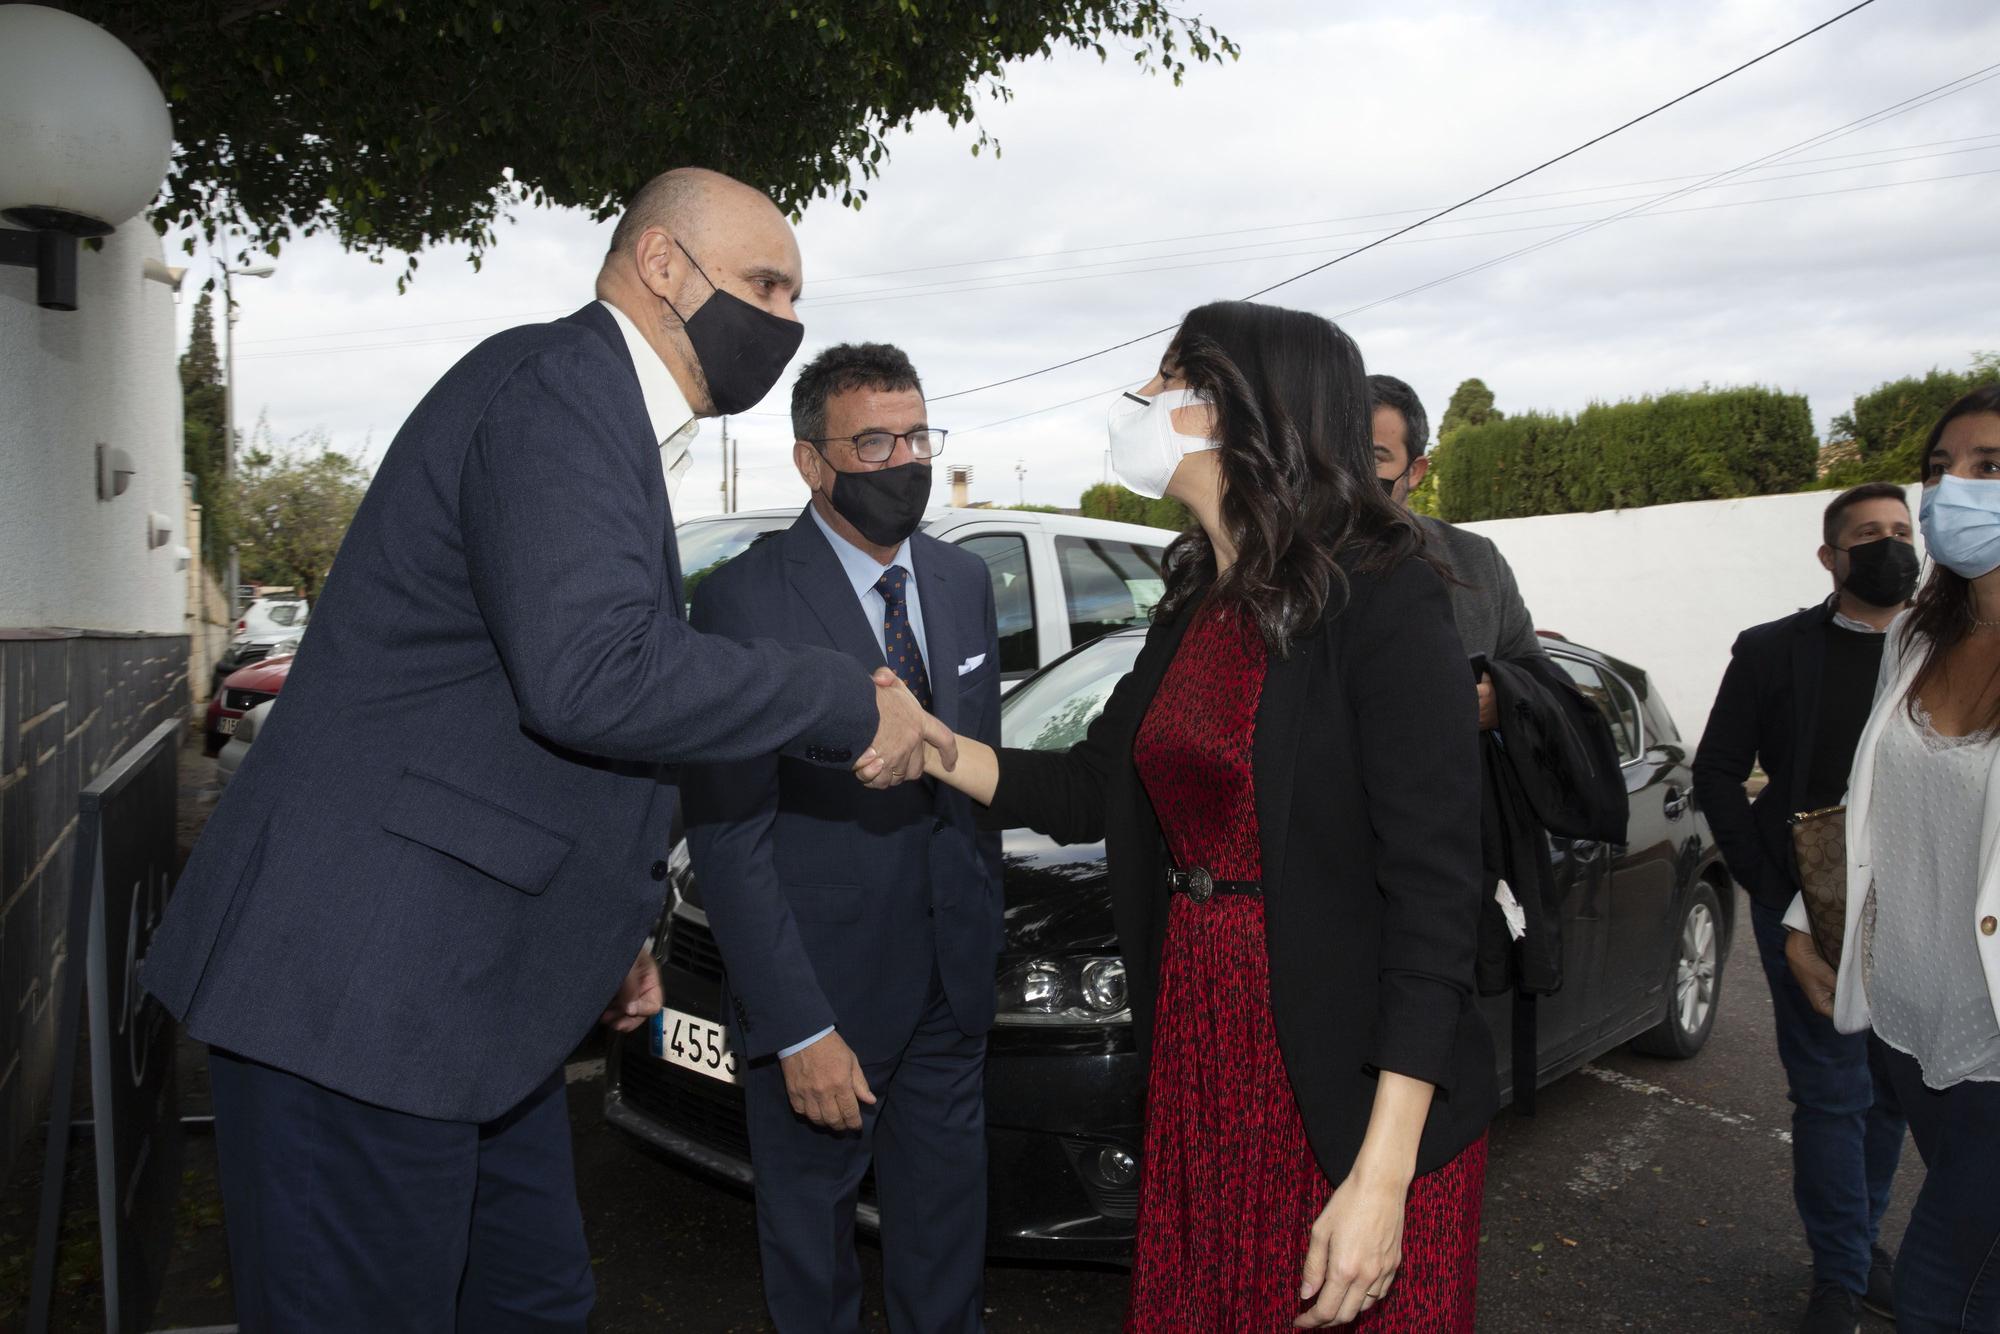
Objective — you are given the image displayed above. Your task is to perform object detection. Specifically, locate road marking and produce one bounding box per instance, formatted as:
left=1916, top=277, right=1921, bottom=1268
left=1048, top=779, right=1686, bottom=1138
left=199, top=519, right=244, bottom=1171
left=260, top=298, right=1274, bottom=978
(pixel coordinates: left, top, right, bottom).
left=1579, top=1063, right=1791, bottom=1147
left=1569, top=1106, right=1667, bottom=1197
left=565, top=1058, right=606, bottom=1084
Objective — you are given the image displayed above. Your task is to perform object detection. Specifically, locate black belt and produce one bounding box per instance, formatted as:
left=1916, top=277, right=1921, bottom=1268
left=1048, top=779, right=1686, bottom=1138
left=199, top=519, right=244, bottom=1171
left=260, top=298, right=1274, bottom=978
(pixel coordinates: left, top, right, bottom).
left=1164, top=866, right=1262, bottom=903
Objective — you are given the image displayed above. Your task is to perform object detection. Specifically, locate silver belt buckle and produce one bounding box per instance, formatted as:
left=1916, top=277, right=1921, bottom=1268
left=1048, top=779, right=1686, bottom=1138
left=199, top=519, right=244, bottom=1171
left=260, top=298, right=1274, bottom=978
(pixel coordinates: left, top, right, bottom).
left=1187, top=867, right=1214, bottom=904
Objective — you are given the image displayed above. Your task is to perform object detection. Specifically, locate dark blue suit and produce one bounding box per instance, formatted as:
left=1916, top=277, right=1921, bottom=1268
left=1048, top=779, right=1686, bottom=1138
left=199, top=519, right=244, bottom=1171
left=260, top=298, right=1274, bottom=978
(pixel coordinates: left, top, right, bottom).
left=141, top=303, right=879, bottom=1331
left=684, top=511, right=1003, bottom=1333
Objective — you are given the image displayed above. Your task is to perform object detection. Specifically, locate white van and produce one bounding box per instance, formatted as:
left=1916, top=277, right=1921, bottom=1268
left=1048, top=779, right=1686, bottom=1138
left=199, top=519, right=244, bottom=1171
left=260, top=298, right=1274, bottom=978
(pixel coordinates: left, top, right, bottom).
left=675, top=507, right=1181, bottom=689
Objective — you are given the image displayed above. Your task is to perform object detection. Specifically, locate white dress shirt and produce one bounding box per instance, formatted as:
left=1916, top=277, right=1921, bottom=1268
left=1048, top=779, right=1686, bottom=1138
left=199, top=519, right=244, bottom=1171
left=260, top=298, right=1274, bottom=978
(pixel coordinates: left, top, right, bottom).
left=598, top=300, right=699, bottom=495
left=806, top=502, right=927, bottom=660
left=777, top=505, right=929, bottom=1060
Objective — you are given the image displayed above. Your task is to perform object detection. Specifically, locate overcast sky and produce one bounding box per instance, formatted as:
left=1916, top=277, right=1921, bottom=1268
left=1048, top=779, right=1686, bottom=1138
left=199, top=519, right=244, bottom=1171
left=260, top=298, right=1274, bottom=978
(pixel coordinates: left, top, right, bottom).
left=176, top=0, right=2000, bottom=518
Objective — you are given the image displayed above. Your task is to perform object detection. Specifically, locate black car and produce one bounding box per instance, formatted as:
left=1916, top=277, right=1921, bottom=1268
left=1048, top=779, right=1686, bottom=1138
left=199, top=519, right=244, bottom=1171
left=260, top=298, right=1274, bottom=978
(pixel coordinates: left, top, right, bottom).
left=604, top=628, right=1735, bottom=1262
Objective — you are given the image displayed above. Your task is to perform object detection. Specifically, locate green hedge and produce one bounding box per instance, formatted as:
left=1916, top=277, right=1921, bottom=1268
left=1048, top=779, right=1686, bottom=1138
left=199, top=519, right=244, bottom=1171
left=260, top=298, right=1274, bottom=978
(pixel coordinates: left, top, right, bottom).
left=1818, top=362, right=2000, bottom=488
left=1436, top=386, right=1815, bottom=523
left=1079, top=484, right=1191, bottom=531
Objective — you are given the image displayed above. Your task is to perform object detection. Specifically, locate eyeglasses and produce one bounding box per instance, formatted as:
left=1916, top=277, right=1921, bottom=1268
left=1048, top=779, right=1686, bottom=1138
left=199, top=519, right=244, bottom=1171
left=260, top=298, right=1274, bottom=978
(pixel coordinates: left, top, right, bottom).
left=806, top=428, right=948, bottom=464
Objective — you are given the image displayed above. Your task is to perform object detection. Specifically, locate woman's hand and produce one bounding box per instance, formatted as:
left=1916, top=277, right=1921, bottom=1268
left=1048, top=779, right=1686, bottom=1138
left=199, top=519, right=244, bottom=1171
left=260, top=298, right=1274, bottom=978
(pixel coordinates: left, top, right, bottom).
left=1295, top=1167, right=1408, bottom=1327
left=1785, top=929, right=1838, bottom=1019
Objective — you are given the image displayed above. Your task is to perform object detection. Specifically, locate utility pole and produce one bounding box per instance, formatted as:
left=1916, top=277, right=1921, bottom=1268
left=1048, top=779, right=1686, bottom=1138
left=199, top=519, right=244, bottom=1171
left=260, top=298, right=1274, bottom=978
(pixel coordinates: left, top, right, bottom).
left=218, top=255, right=275, bottom=617
left=719, top=415, right=729, bottom=513
left=1015, top=459, right=1026, bottom=507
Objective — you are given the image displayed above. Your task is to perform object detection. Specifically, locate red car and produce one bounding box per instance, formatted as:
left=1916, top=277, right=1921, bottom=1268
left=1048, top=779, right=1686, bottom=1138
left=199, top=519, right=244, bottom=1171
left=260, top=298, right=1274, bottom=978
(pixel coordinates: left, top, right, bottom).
left=204, top=654, right=293, bottom=756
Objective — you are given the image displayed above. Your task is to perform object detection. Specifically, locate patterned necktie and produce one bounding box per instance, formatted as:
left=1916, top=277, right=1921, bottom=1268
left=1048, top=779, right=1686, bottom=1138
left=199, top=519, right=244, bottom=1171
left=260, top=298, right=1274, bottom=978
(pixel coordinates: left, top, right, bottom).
left=875, top=565, right=932, bottom=711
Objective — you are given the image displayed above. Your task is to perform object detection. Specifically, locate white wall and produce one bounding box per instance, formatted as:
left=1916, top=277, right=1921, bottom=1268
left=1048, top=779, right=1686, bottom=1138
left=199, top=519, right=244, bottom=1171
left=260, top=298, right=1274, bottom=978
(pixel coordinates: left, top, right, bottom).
left=0, top=219, right=186, bottom=634
left=1463, top=485, right=1926, bottom=746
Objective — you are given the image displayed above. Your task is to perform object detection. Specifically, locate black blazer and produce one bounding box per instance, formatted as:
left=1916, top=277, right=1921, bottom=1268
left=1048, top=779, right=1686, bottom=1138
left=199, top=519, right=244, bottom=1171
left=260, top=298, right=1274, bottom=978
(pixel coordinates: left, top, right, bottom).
left=987, top=552, right=1497, bottom=1184
left=1692, top=602, right=1836, bottom=912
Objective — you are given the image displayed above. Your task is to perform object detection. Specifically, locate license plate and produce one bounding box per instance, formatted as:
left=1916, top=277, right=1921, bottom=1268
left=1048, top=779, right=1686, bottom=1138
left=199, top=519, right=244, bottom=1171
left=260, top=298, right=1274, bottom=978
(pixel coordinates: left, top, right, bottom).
left=216, top=716, right=239, bottom=735
left=650, top=1006, right=739, bottom=1084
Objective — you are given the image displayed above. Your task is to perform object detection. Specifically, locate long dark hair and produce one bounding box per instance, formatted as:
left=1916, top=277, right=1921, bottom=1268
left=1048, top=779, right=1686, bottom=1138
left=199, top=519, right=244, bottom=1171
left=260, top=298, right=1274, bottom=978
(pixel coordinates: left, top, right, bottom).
left=1904, top=382, right=2000, bottom=731
left=1152, top=301, right=1425, bottom=653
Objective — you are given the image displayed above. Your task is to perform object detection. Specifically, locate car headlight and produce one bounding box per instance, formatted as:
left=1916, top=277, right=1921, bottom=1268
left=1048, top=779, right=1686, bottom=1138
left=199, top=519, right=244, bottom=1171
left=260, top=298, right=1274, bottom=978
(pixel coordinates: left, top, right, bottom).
left=995, top=956, right=1130, bottom=1025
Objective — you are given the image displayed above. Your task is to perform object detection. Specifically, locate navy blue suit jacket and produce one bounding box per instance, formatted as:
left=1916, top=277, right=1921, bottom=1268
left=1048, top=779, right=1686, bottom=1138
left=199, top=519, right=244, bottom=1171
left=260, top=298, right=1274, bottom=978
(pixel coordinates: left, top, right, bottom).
left=143, top=303, right=880, bottom=1122
left=683, top=512, right=1004, bottom=1064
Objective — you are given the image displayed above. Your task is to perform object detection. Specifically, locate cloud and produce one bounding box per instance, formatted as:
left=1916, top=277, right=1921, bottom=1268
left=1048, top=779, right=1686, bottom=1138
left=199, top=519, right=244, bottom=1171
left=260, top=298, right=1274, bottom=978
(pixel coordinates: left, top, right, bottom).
left=182, top=0, right=2000, bottom=517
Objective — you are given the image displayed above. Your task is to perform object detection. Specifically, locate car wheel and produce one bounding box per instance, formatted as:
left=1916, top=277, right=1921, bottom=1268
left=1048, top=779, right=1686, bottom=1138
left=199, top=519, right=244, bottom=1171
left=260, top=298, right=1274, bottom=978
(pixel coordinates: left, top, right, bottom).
left=203, top=731, right=226, bottom=759
left=1631, top=879, right=1723, bottom=1059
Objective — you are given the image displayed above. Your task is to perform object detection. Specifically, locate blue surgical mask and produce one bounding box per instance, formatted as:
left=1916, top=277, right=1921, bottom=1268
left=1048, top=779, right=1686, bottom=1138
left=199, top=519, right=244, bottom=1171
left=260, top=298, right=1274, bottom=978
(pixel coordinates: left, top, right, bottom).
left=1920, top=474, right=2000, bottom=579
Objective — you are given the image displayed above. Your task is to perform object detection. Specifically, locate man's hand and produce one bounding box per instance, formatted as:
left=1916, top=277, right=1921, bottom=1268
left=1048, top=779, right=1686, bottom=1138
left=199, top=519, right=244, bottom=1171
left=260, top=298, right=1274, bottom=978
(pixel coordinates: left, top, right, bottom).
left=780, top=1030, right=877, bottom=1132
left=600, top=949, right=662, bottom=1033
left=854, top=668, right=957, bottom=788
left=1475, top=674, right=1498, bottom=732
left=1785, top=930, right=1838, bottom=1019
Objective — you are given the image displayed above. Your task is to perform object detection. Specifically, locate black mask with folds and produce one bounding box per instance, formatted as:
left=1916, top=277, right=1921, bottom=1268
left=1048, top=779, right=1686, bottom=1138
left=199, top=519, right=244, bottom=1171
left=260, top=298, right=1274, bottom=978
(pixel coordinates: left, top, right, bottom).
left=1838, top=536, right=1919, bottom=609
left=662, top=241, right=803, bottom=416
left=828, top=462, right=933, bottom=547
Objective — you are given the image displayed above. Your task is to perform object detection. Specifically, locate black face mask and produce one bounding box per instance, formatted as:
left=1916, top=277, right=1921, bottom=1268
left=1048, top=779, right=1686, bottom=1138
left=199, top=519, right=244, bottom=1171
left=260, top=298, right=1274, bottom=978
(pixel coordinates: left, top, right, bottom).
left=1839, top=536, right=1920, bottom=608
left=827, top=461, right=932, bottom=547
left=662, top=242, right=803, bottom=416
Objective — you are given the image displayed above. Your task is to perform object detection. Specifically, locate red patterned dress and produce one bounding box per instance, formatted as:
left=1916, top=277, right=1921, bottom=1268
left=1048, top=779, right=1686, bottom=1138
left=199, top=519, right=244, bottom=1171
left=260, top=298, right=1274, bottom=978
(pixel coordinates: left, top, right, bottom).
left=1126, top=601, right=1486, bottom=1333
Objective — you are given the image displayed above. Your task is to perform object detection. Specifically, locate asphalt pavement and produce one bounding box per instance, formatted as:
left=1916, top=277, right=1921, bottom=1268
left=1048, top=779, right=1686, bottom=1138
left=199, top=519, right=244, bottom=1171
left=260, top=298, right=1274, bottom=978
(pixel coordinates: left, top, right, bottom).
left=0, top=741, right=1921, bottom=1331
left=568, top=885, right=1920, bottom=1332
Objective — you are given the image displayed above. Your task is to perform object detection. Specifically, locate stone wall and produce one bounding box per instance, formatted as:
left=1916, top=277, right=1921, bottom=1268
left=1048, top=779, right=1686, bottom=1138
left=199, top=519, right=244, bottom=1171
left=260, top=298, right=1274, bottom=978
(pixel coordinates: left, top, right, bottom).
left=0, top=632, right=188, bottom=1174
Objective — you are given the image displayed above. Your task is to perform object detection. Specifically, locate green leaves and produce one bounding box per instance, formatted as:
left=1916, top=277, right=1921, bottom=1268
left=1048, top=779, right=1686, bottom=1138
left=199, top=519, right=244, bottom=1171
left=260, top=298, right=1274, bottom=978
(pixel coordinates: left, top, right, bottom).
left=78, top=0, right=1233, bottom=285
left=1434, top=387, right=1818, bottom=523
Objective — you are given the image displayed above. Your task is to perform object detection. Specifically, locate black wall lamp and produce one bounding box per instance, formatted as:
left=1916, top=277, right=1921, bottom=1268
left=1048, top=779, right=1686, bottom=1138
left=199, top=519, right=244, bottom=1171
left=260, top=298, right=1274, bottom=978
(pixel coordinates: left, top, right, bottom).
left=0, top=218, right=84, bottom=311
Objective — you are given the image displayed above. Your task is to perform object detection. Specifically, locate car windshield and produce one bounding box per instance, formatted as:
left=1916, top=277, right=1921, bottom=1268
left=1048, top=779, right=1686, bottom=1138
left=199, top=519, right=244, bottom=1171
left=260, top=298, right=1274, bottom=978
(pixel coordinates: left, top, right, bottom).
left=676, top=516, right=790, bottom=608
left=1001, top=631, right=1145, bottom=752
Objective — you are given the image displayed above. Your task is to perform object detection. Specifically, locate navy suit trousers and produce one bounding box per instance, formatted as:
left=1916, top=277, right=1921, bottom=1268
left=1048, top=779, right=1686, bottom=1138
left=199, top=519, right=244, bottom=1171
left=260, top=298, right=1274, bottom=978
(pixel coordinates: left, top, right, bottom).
left=208, top=1048, right=592, bottom=1333
left=742, top=968, right=988, bottom=1334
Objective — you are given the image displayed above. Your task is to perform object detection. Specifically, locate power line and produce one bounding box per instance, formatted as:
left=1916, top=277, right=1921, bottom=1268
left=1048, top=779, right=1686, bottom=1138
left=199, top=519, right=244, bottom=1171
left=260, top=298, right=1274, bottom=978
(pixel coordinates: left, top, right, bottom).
left=235, top=121, right=1988, bottom=360
left=943, top=62, right=2000, bottom=436
left=236, top=152, right=1996, bottom=367
left=926, top=0, right=1884, bottom=403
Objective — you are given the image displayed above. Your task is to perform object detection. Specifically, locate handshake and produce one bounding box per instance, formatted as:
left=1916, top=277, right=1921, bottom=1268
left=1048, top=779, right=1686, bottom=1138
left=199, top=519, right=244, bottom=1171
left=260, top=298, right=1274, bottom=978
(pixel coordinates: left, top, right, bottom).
left=855, top=666, right=955, bottom=788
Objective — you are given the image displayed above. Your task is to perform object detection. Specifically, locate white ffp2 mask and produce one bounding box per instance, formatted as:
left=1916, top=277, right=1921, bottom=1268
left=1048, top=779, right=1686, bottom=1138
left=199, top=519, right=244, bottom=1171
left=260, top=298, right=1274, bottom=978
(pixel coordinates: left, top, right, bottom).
left=1106, top=388, right=1217, bottom=499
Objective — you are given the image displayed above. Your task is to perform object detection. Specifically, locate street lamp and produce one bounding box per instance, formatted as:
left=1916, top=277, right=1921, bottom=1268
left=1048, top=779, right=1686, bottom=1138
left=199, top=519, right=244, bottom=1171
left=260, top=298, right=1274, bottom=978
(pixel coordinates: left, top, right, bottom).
left=0, top=5, right=173, bottom=310
left=220, top=258, right=275, bottom=615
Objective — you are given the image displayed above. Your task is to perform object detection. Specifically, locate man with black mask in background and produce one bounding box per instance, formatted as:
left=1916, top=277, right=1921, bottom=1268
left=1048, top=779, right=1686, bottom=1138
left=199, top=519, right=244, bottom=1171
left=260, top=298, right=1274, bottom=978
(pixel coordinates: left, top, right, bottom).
left=1694, top=481, right=1919, bottom=1334
left=684, top=342, right=1004, bottom=1333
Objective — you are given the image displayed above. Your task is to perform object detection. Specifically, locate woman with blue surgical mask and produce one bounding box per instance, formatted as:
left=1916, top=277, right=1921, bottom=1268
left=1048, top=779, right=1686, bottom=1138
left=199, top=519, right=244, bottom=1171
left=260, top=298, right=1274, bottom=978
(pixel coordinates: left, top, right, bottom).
left=1785, top=383, right=2000, bottom=1333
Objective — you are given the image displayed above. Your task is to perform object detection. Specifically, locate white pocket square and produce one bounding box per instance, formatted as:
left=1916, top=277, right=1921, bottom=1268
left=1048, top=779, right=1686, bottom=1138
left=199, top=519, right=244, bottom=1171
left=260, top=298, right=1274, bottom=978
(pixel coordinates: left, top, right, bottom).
left=956, top=654, right=986, bottom=676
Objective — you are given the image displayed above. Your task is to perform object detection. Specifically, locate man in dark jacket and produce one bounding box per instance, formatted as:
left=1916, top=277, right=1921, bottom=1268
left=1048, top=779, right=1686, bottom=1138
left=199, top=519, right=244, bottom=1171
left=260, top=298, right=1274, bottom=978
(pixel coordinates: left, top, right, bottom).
left=1693, top=482, right=1917, bottom=1333
left=684, top=344, right=1003, bottom=1333
left=1369, top=375, right=1548, bottom=707
left=141, top=169, right=950, bottom=1333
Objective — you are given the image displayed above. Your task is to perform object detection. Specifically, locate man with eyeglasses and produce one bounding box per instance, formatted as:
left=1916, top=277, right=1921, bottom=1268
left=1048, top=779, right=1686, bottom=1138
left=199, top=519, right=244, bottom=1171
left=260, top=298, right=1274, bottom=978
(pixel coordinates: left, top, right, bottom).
left=683, top=342, right=1003, bottom=1333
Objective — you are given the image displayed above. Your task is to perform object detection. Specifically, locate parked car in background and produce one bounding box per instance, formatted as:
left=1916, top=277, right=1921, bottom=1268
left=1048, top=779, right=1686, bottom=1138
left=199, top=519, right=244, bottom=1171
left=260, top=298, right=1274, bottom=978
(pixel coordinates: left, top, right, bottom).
left=236, top=596, right=308, bottom=640
left=675, top=507, right=1180, bottom=687
left=606, top=625, right=1734, bottom=1262
left=209, top=627, right=302, bottom=699
left=216, top=698, right=272, bottom=786
left=203, top=653, right=293, bottom=757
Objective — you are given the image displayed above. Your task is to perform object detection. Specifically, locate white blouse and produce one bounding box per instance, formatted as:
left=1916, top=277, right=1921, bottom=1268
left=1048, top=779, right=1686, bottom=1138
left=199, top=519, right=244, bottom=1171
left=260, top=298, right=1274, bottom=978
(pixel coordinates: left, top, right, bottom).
left=1866, top=701, right=2000, bottom=1088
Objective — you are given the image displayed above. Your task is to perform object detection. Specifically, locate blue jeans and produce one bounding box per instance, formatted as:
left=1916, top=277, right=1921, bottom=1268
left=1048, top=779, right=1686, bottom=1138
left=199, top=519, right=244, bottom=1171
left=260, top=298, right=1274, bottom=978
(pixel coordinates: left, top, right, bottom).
left=1872, top=1035, right=2000, bottom=1332
left=1750, top=899, right=1906, bottom=1294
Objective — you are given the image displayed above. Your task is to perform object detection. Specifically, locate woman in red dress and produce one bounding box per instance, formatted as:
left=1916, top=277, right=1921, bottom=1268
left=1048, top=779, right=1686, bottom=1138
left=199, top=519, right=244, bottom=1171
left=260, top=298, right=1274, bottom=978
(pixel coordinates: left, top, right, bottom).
left=916, top=299, right=1496, bottom=1330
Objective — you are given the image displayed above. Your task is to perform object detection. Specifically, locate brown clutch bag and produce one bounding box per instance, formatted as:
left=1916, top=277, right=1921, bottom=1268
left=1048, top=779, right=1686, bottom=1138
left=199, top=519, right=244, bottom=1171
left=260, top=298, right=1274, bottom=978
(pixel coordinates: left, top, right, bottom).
left=1788, top=805, right=1848, bottom=970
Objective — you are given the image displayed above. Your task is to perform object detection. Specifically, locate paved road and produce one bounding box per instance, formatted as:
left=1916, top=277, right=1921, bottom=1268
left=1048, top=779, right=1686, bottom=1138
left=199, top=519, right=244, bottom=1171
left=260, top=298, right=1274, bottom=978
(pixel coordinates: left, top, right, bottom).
left=568, top=886, right=1920, bottom=1332
left=13, top=745, right=1913, bottom=1331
